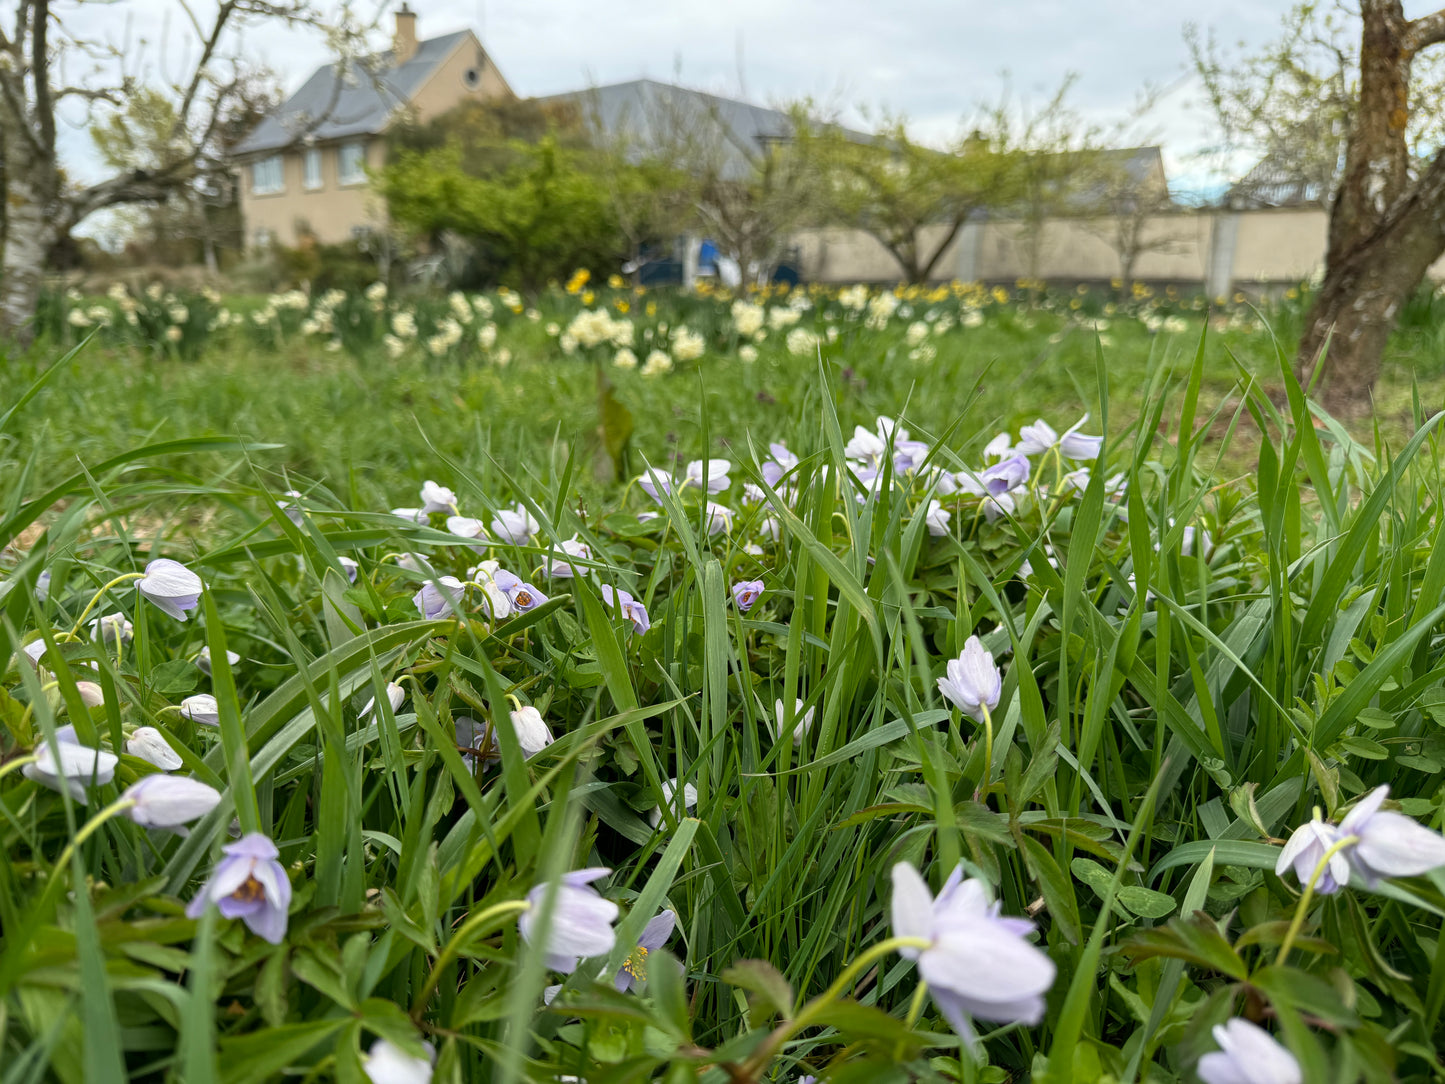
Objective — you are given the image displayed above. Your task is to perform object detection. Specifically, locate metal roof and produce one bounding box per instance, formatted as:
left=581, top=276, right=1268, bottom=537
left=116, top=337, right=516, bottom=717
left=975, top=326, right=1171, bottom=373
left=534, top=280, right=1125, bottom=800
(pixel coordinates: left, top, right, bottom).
left=537, top=79, right=803, bottom=181
left=233, top=31, right=472, bottom=156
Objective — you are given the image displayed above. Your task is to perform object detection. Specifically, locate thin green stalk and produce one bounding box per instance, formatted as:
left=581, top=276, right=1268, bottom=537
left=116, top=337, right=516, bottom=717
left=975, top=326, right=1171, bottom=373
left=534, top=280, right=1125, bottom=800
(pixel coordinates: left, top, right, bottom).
left=1276, top=834, right=1357, bottom=966
left=67, top=572, right=145, bottom=637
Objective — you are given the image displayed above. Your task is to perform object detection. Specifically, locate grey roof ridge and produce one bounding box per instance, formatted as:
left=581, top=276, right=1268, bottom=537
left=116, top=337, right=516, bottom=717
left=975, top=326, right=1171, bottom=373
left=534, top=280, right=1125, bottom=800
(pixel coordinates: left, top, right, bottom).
left=233, top=29, right=473, bottom=156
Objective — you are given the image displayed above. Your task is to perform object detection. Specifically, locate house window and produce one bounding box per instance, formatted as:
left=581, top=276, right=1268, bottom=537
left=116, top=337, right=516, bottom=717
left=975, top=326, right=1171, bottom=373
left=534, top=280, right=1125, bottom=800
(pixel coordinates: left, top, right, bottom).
left=251, top=155, right=284, bottom=195
left=303, top=147, right=323, bottom=190
left=338, top=141, right=367, bottom=185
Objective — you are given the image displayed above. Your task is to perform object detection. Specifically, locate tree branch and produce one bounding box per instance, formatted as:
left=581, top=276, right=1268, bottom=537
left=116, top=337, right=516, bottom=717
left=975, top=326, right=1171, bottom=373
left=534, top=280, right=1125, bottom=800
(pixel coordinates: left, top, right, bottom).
left=1406, top=8, right=1445, bottom=51
left=32, top=0, right=55, bottom=153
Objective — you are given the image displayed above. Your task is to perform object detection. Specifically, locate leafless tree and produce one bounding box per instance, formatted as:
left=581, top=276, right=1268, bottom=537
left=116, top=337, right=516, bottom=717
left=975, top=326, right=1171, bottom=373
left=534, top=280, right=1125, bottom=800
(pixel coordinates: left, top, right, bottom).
left=0, top=0, right=372, bottom=346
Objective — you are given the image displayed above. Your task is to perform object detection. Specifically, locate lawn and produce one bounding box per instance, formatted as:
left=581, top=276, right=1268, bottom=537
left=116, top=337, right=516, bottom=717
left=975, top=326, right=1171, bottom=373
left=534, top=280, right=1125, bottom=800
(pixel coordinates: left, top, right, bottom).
left=3, top=277, right=1445, bottom=1082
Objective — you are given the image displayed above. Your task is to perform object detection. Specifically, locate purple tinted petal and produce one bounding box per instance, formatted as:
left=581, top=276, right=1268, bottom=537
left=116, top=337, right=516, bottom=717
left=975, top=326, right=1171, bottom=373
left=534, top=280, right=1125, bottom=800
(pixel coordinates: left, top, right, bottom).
left=638, top=909, right=677, bottom=952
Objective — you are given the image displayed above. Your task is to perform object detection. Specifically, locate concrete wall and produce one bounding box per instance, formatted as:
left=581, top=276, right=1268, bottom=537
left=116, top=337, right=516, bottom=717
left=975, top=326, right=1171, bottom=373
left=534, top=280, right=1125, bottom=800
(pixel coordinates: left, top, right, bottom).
left=795, top=206, right=1445, bottom=292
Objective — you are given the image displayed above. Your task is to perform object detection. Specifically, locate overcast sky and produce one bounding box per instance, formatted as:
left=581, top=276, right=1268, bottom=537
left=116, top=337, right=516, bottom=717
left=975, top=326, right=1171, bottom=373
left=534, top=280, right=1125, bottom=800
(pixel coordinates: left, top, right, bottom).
left=60, top=0, right=1349, bottom=217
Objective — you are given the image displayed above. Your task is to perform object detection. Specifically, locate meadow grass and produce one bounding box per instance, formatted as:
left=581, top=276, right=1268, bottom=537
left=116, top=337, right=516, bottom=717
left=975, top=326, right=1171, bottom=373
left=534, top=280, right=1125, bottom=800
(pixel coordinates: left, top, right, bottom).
left=3, top=285, right=1445, bottom=1082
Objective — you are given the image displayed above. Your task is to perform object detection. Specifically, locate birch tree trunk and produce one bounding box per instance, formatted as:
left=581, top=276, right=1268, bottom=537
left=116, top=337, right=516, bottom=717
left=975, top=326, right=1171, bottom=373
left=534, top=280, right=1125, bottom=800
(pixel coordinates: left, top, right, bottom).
left=0, top=134, right=59, bottom=349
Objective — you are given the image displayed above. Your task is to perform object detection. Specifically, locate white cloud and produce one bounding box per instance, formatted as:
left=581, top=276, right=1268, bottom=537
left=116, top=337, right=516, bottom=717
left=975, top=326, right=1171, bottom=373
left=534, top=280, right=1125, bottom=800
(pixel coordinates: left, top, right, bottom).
left=62, top=0, right=1298, bottom=217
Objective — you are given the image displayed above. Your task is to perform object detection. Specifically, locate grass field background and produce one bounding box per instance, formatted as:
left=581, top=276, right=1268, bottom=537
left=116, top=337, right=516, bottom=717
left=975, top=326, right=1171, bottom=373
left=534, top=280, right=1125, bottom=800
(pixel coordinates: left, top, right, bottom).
left=4, top=278, right=1445, bottom=1082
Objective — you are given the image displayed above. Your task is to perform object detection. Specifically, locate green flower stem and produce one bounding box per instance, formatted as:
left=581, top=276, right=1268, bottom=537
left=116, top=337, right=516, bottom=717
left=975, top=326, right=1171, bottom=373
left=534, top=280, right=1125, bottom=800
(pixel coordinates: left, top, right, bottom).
left=67, top=572, right=146, bottom=637
left=905, top=980, right=929, bottom=1028
left=1275, top=833, right=1358, bottom=966
left=740, top=935, right=932, bottom=1078
left=979, top=703, right=995, bottom=793
left=52, top=797, right=137, bottom=874
left=411, top=898, right=531, bottom=1014
left=0, top=753, right=40, bottom=785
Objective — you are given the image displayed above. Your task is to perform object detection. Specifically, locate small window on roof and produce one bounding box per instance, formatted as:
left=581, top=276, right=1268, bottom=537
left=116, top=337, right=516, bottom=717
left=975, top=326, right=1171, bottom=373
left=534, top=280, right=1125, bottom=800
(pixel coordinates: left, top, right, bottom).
left=463, top=66, right=481, bottom=89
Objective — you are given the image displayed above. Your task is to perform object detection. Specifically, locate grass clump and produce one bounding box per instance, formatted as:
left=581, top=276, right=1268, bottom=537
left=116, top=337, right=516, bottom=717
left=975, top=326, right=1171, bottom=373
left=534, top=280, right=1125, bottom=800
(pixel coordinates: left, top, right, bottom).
left=2, top=325, right=1445, bottom=1083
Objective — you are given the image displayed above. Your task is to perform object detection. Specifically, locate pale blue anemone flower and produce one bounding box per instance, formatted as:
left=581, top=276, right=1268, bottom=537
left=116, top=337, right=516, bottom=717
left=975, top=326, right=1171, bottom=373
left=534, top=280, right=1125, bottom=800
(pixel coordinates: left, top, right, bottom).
left=546, top=536, right=591, bottom=578
left=937, top=636, right=1001, bottom=723
left=761, top=442, right=798, bottom=487
left=363, top=1038, right=435, bottom=1084
left=490, top=503, right=539, bottom=545
left=186, top=832, right=292, bottom=944
left=1275, top=813, right=1348, bottom=895
left=637, top=466, right=676, bottom=504
left=732, top=580, right=764, bottom=613
left=89, top=612, right=132, bottom=644
left=518, top=868, right=620, bottom=973
left=180, top=693, right=220, bottom=727
left=1015, top=419, right=1059, bottom=456
left=126, top=726, right=183, bottom=771
left=414, top=576, right=466, bottom=620
left=615, top=909, right=677, bottom=992
left=419, top=480, right=458, bottom=515
left=982, top=455, right=1030, bottom=495
left=122, top=775, right=222, bottom=828
left=1339, top=785, right=1445, bottom=887
left=893, top=439, right=931, bottom=474
left=137, top=559, right=202, bottom=620
left=504, top=705, right=554, bottom=757
left=1197, top=1019, right=1300, bottom=1084
left=890, top=862, right=1055, bottom=1045
left=600, top=584, right=650, bottom=635
left=493, top=569, right=548, bottom=612
left=923, top=500, right=951, bottom=536
left=361, top=682, right=405, bottom=722
left=1059, top=422, right=1103, bottom=460
left=195, top=647, right=240, bottom=675
left=844, top=425, right=887, bottom=465
left=684, top=459, right=732, bottom=493
left=23, top=737, right=118, bottom=802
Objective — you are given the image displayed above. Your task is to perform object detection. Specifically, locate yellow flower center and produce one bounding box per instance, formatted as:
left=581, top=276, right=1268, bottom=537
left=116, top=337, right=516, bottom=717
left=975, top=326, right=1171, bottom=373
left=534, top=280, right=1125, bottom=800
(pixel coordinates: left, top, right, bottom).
left=232, top=875, right=266, bottom=904
left=623, top=944, right=649, bottom=981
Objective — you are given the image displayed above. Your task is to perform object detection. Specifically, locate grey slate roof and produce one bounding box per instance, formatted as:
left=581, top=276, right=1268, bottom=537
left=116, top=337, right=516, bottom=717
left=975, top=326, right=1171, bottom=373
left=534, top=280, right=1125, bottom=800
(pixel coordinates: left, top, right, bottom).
left=233, top=31, right=470, bottom=156
left=537, top=79, right=804, bottom=181
left=1225, top=152, right=1330, bottom=209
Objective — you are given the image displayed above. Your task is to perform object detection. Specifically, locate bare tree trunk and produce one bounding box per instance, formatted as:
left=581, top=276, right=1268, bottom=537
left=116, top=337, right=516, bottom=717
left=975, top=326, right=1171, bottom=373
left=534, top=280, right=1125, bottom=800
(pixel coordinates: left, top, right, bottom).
left=1297, top=197, right=1445, bottom=412
left=1118, top=253, right=1135, bottom=299
left=1295, top=0, right=1445, bottom=409
left=0, top=137, right=58, bottom=350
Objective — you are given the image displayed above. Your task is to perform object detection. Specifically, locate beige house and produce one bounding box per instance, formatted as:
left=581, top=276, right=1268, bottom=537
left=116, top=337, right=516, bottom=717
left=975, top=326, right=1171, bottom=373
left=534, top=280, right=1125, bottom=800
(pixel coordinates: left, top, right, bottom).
left=234, top=6, right=512, bottom=248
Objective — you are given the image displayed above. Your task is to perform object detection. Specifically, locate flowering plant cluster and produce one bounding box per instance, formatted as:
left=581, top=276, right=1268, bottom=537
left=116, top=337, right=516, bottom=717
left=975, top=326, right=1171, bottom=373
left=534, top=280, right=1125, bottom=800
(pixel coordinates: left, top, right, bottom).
left=3, top=346, right=1444, bottom=1084
left=45, top=272, right=1279, bottom=376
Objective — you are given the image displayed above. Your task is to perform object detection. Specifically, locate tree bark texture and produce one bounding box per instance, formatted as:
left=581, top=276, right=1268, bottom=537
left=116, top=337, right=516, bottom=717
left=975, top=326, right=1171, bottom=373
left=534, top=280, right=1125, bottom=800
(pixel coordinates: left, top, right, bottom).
left=1298, top=0, right=1445, bottom=413
left=0, top=132, right=59, bottom=350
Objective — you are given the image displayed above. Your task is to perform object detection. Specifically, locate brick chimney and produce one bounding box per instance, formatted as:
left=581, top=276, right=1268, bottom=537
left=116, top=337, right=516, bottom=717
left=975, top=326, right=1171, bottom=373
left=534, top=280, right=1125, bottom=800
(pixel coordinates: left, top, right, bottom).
left=394, top=3, right=418, bottom=64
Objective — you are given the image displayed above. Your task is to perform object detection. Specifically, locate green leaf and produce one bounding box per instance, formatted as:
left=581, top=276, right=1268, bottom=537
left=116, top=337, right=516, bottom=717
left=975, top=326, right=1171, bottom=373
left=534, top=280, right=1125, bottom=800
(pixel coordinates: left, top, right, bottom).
left=721, top=959, right=794, bottom=1024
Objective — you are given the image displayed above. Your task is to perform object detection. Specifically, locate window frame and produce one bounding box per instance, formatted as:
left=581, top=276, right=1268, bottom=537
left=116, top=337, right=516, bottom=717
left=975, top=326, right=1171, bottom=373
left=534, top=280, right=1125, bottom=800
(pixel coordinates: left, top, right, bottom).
left=338, top=141, right=368, bottom=186
left=303, top=147, right=323, bottom=190
left=251, top=155, right=285, bottom=195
